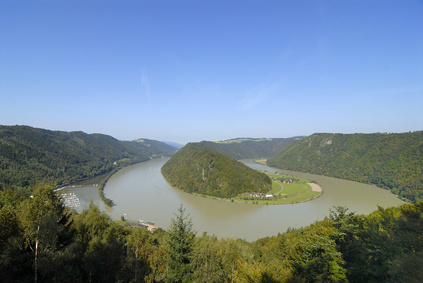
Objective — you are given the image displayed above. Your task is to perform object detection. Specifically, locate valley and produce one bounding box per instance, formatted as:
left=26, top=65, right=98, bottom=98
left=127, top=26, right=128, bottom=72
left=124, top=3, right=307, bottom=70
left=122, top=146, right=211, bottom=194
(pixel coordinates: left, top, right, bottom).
left=1, top=126, right=420, bottom=282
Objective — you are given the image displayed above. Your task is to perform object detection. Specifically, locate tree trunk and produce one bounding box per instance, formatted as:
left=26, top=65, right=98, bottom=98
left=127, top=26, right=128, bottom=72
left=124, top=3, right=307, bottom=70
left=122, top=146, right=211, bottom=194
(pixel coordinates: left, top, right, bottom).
left=35, top=224, right=40, bottom=283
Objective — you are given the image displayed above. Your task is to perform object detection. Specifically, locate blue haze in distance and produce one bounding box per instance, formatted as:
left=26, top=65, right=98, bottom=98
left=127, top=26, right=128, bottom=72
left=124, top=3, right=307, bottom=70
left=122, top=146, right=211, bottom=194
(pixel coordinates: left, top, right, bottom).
left=1, top=0, right=422, bottom=144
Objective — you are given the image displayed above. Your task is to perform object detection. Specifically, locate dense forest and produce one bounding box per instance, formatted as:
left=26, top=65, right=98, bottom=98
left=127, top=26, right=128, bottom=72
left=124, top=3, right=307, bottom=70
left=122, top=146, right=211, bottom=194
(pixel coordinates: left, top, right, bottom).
left=268, top=132, right=423, bottom=203
left=0, top=125, right=177, bottom=194
left=161, top=142, right=272, bottom=198
left=195, top=137, right=303, bottom=160
left=1, top=184, right=422, bottom=282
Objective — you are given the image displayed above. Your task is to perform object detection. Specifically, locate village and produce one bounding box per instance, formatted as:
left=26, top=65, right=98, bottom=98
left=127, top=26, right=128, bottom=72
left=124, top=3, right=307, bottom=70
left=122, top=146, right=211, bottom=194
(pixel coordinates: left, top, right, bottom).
left=241, top=176, right=294, bottom=200
left=244, top=192, right=275, bottom=199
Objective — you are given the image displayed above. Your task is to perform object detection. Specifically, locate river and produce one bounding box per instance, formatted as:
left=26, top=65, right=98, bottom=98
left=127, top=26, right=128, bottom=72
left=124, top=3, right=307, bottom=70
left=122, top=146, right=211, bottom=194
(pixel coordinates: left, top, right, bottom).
left=60, top=157, right=405, bottom=241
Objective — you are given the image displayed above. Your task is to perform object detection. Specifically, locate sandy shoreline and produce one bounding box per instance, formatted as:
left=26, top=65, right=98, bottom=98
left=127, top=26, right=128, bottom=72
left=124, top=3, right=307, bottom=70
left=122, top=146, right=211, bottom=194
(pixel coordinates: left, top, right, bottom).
left=309, top=183, right=322, bottom=192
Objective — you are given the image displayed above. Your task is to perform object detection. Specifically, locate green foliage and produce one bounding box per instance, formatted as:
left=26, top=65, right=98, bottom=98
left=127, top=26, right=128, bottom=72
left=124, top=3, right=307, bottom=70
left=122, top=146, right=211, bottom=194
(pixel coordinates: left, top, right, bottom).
left=0, top=189, right=24, bottom=209
left=15, top=183, right=76, bottom=282
left=339, top=203, right=423, bottom=282
left=232, top=259, right=267, bottom=283
left=268, top=132, right=423, bottom=203
left=161, top=204, right=195, bottom=282
left=1, top=188, right=423, bottom=282
left=161, top=143, right=272, bottom=198
left=122, top=227, right=168, bottom=282
left=0, top=125, right=177, bottom=194
left=190, top=234, right=225, bottom=283
left=72, top=201, right=126, bottom=282
left=289, top=235, right=347, bottom=282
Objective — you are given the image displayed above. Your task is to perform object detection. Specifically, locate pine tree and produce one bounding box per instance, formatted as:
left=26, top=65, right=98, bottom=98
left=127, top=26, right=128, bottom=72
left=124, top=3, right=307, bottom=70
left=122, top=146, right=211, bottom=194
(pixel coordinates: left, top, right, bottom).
left=162, top=204, right=195, bottom=283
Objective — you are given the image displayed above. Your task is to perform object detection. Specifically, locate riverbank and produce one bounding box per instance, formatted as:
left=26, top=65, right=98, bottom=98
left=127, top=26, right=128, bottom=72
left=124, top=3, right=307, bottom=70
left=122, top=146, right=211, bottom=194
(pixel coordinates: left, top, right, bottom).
left=98, top=168, right=119, bottom=207
left=71, top=157, right=406, bottom=241
left=99, top=157, right=174, bottom=207
left=178, top=172, right=322, bottom=205
left=98, top=157, right=158, bottom=207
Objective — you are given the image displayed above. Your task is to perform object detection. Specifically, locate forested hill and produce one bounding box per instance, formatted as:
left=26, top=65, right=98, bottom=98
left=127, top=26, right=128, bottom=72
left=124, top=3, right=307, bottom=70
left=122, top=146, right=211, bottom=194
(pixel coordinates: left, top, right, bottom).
left=267, top=131, right=423, bottom=203
left=191, top=137, right=303, bottom=160
left=0, top=125, right=177, bottom=192
left=161, top=142, right=272, bottom=198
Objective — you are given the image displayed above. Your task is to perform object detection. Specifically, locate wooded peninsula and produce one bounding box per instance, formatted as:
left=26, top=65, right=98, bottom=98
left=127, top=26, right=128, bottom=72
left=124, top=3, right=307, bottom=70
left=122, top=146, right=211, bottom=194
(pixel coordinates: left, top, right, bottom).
left=161, top=142, right=272, bottom=198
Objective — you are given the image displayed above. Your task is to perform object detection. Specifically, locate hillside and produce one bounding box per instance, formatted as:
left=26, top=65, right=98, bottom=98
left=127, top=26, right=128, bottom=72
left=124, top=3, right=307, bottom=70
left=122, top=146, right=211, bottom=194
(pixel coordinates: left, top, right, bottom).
left=161, top=143, right=272, bottom=198
left=191, top=137, right=303, bottom=160
left=0, top=125, right=177, bottom=192
left=267, top=132, right=423, bottom=203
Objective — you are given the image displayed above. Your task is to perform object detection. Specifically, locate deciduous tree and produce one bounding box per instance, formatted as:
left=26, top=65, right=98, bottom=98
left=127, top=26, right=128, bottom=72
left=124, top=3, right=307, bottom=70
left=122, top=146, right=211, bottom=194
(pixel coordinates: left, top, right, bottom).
left=18, top=183, right=73, bottom=282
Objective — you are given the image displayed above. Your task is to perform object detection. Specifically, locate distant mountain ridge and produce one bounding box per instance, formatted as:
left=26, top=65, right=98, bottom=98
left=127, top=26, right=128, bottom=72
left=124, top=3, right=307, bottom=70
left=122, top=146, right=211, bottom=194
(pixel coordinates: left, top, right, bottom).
left=192, top=137, right=303, bottom=160
left=162, top=141, right=185, bottom=149
left=128, top=138, right=179, bottom=156
left=0, top=125, right=177, bottom=192
left=161, top=142, right=272, bottom=198
left=267, top=132, right=423, bottom=203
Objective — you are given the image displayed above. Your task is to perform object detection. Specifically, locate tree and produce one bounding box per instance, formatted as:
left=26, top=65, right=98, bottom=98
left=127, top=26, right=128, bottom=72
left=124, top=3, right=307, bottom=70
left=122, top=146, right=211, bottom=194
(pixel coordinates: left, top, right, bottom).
left=287, top=219, right=348, bottom=282
left=0, top=203, right=25, bottom=281
left=161, top=204, right=195, bottom=282
left=122, top=228, right=154, bottom=282
left=232, top=259, right=266, bottom=283
left=0, top=204, right=19, bottom=246
left=18, top=183, right=73, bottom=283
left=72, top=201, right=126, bottom=282
left=328, top=206, right=357, bottom=247
left=190, top=234, right=225, bottom=283
left=289, top=234, right=347, bottom=282
left=217, top=238, right=257, bottom=282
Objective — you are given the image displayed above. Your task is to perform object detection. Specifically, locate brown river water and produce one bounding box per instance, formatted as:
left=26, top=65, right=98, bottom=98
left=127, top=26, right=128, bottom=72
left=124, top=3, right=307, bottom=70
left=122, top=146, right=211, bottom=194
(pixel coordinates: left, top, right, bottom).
left=60, top=157, right=405, bottom=241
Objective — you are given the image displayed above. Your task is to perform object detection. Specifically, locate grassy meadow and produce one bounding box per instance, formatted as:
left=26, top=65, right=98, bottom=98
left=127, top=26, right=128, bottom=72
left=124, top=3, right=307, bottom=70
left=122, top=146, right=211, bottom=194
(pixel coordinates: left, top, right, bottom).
left=231, top=172, right=322, bottom=205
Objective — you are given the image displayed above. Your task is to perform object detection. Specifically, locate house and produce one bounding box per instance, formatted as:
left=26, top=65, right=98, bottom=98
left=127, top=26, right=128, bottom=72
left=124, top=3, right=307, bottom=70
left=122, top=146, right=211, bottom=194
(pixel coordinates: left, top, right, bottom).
left=125, top=221, right=159, bottom=232
left=265, top=194, right=274, bottom=198
left=282, top=177, right=293, bottom=183
left=141, top=222, right=159, bottom=232
left=249, top=192, right=265, bottom=198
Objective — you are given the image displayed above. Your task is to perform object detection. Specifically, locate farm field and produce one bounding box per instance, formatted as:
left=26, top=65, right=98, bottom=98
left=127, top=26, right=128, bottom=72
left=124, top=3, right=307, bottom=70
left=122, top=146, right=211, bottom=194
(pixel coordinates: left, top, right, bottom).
left=231, top=173, right=322, bottom=205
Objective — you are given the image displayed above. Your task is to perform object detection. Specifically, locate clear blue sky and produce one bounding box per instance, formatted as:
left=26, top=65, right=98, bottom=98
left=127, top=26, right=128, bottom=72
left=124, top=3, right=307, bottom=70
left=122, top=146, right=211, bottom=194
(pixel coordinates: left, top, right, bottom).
left=1, top=0, right=422, bottom=144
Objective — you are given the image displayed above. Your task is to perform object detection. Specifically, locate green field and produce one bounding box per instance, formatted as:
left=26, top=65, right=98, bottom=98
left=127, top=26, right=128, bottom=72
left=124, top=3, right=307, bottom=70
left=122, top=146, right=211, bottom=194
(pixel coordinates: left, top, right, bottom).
left=184, top=172, right=322, bottom=205
left=231, top=172, right=321, bottom=205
